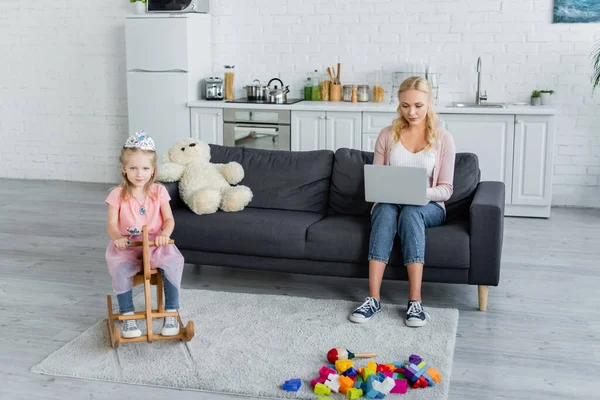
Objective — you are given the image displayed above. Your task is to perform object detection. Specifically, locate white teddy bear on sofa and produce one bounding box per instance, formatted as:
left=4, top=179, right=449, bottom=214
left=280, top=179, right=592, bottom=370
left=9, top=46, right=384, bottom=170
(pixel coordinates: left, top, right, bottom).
left=157, top=139, right=253, bottom=215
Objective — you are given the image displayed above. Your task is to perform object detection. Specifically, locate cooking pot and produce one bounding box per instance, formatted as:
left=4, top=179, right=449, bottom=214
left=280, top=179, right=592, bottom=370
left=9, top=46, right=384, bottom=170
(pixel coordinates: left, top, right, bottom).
left=267, top=78, right=289, bottom=104
left=244, top=79, right=268, bottom=100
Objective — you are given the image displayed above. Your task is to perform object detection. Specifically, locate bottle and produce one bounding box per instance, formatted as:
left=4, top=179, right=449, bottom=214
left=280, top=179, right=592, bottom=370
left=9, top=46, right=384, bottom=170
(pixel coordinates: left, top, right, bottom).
left=311, top=70, right=321, bottom=101
left=304, top=76, right=313, bottom=100
left=224, top=65, right=235, bottom=101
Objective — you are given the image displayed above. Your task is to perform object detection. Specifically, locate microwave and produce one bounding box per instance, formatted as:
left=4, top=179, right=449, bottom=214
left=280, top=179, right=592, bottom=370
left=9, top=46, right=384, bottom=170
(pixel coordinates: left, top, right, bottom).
left=147, top=0, right=209, bottom=13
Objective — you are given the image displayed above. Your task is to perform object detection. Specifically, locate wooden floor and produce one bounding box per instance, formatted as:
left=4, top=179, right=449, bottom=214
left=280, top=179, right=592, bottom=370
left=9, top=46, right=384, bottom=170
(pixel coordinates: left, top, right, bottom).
left=0, top=178, right=598, bottom=400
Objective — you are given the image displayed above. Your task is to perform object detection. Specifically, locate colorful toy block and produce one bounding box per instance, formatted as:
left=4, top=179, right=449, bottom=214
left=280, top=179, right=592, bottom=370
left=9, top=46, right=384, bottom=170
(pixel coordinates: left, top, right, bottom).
left=335, top=359, right=354, bottom=374
left=426, top=367, right=441, bottom=384
left=346, top=387, right=363, bottom=399
left=339, top=375, right=354, bottom=395
left=317, top=398, right=331, bottom=400
left=282, top=378, right=301, bottom=392
left=311, top=376, right=327, bottom=387
left=325, top=373, right=340, bottom=393
left=314, top=383, right=331, bottom=395
left=320, top=366, right=337, bottom=378
left=367, top=361, right=377, bottom=372
left=391, top=378, right=408, bottom=394
left=342, top=367, right=358, bottom=377
left=409, top=354, right=423, bottom=364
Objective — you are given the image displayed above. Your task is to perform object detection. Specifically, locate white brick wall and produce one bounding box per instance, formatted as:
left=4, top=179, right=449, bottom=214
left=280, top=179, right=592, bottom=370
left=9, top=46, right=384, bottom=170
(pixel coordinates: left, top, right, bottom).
left=1, top=0, right=599, bottom=207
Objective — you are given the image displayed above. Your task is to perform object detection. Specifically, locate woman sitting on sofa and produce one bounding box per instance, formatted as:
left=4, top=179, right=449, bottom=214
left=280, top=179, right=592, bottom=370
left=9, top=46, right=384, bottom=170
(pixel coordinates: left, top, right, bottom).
left=349, top=77, right=456, bottom=328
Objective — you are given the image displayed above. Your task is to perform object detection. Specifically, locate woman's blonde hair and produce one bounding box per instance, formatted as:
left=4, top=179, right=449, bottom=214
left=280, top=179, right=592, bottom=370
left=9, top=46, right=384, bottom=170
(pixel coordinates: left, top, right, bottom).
left=118, top=147, right=158, bottom=202
left=391, top=76, right=439, bottom=151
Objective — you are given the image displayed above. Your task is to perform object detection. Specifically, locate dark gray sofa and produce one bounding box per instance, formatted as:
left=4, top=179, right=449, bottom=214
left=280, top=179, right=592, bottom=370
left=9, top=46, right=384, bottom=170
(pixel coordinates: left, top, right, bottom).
left=163, top=145, right=505, bottom=311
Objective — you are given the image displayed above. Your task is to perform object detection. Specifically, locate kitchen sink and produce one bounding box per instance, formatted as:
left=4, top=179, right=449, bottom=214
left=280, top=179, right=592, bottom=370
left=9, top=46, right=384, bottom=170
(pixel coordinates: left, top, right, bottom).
left=447, top=102, right=507, bottom=108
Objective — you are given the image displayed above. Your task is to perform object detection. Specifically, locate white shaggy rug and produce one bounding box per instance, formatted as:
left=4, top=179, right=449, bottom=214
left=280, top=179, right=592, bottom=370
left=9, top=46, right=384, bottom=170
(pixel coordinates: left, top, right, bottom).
left=31, top=289, right=459, bottom=399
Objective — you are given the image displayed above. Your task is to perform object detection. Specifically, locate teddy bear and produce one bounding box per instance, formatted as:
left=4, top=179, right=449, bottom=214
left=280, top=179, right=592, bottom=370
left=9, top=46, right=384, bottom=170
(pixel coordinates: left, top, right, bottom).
left=157, top=138, right=253, bottom=215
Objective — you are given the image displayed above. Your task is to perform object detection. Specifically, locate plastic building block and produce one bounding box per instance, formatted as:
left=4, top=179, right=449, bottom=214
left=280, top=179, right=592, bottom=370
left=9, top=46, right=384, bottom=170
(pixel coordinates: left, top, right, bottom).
left=325, top=373, right=340, bottom=393
left=311, top=376, right=327, bottom=387
left=342, top=367, right=358, bottom=377
left=367, top=361, right=377, bottom=372
left=282, top=378, right=301, bottom=392
left=362, top=368, right=374, bottom=381
left=320, top=366, right=337, bottom=378
left=317, top=398, right=331, bottom=400
left=339, top=375, right=354, bottom=395
left=409, top=354, right=423, bottom=364
left=314, top=383, right=331, bottom=395
left=412, top=376, right=428, bottom=389
left=346, top=387, right=364, bottom=400
left=391, top=378, right=408, bottom=394
left=426, top=367, right=441, bottom=383
left=335, top=360, right=354, bottom=374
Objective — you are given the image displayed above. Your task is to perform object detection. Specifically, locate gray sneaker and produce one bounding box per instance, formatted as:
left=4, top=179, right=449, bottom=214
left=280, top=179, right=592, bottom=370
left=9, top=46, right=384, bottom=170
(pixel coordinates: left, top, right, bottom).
left=161, top=315, right=180, bottom=336
left=122, top=319, right=142, bottom=338
left=349, top=297, right=381, bottom=323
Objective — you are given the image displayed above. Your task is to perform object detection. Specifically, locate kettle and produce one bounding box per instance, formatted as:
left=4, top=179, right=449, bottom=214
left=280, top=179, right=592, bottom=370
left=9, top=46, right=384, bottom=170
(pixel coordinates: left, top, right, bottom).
left=267, top=78, right=289, bottom=104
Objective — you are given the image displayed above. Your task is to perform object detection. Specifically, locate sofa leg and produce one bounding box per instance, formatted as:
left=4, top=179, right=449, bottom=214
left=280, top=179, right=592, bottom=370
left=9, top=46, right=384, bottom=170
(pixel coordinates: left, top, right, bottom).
left=478, top=285, right=489, bottom=311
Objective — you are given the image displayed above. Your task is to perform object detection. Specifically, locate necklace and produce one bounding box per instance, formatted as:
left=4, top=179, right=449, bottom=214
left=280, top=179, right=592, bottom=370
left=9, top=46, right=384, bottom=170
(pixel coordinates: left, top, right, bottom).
left=132, top=193, right=147, bottom=215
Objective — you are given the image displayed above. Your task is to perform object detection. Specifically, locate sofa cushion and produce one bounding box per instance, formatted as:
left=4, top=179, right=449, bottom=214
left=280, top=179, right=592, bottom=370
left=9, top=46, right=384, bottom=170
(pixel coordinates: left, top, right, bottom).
left=306, top=216, right=470, bottom=269
left=328, top=148, right=374, bottom=217
left=445, top=153, right=480, bottom=221
left=209, top=145, right=334, bottom=214
left=446, top=153, right=480, bottom=206
left=171, top=207, right=324, bottom=259
left=305, top=215, right=371, bottom=262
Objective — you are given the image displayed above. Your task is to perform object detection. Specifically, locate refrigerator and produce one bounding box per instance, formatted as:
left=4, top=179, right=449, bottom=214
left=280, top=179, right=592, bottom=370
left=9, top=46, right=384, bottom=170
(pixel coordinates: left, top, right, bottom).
left=125, top=14, right=211, bottom=157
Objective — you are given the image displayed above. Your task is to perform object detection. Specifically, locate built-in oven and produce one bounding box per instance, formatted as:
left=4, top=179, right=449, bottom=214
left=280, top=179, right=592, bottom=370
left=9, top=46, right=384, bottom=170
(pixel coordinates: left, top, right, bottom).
left=223, top=108, right=291, bottom=151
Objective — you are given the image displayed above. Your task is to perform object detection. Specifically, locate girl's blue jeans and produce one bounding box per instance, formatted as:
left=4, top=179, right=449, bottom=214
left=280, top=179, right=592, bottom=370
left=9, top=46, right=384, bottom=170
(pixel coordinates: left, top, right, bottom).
left=117, top=269, right=179, bottom=314
left=369, top=202, right=445, bottom=266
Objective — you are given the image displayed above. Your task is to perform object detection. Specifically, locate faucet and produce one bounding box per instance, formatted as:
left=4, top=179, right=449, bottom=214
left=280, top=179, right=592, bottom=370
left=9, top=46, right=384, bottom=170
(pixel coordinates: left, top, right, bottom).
left=476, top=57, right=487, bottom=104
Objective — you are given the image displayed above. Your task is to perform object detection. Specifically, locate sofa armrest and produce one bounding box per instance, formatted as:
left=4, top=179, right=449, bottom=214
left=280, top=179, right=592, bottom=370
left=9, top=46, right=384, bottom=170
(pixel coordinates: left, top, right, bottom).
left=160, top=181, right=183, bottom=210
left=469, top=181, right=505, bottom=286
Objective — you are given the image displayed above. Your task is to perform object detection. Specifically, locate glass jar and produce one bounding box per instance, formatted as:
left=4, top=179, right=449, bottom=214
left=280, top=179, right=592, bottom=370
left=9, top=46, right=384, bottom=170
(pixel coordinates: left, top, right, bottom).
left=357, top=85, right=370, bottom=102
left=224, top=65, right=235, bottom=101
left=342, top=85, right=354, bottom=102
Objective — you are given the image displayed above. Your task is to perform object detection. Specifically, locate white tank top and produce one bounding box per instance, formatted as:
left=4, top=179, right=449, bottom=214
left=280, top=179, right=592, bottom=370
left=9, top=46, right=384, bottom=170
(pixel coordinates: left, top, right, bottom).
left=389, top=142, right=436, bottom=188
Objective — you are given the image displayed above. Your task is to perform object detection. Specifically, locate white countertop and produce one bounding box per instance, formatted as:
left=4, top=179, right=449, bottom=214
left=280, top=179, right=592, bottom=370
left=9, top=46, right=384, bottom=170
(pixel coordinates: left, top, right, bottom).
left=188, top=99, right=558, bottom=115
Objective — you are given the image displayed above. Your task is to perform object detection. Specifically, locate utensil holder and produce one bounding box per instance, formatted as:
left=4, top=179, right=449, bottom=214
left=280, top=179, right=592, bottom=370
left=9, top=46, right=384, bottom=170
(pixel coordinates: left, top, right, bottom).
left=329, top=84, right=341, bottom=102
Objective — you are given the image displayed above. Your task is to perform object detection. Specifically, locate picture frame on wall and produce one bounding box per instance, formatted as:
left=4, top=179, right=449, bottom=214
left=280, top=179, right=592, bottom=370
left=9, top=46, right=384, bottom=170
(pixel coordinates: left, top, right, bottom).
left=553, top=0, right=600, bottom=23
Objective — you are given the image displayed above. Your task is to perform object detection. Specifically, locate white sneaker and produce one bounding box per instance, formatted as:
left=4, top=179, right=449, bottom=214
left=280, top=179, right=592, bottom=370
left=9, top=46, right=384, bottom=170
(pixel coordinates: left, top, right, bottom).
left=121, top=318, right=142, bottom=338
left=161, top=314, right=180, bottom=336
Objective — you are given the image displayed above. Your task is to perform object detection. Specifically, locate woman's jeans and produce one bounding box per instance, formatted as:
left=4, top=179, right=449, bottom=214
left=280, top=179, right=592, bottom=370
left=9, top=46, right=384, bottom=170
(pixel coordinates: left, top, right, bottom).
left=369, top=202, right=445, bottom=266
left=117, top=269, right=179, bottom=314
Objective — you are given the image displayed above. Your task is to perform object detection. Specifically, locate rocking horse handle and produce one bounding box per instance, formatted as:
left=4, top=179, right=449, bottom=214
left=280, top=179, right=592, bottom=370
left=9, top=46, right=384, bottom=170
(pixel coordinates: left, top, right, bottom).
left=128, top=240, right=174, bottom=247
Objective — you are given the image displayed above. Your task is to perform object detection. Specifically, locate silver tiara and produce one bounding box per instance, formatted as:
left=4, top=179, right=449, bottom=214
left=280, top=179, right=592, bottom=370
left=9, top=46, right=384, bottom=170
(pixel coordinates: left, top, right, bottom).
left=124, top=130, right=155, bottom=151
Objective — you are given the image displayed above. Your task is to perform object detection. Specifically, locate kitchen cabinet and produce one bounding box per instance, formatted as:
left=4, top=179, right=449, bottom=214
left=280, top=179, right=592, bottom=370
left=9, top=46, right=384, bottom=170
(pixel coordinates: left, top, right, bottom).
left=291, top=111, right=361, bottom=152
left=190, top=107, right=223, bottom=145
left=439, top=113, right=555, bottom=218
left=361, top=111, right=397, bottom=152
left=511, top=115, right=554, bottom=208
left=439, top=114, right=515, bottom=206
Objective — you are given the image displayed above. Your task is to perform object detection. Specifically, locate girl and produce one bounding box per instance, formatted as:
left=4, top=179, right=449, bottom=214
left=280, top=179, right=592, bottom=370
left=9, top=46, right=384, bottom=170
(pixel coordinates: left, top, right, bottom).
left=349, top=77, right=456, bottom=328
left=105, top=131, right=185, bottom=338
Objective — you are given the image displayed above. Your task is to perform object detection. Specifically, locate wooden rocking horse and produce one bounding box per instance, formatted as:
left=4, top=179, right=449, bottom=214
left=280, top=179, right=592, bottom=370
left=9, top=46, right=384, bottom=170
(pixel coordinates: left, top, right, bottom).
left=106, top=225, right=194, bottom=348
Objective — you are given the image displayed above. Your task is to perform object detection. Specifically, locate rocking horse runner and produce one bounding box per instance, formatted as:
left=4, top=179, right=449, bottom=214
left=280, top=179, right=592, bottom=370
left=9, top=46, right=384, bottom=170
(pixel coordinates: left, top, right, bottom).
left=104, top=131, right=194, bottom=348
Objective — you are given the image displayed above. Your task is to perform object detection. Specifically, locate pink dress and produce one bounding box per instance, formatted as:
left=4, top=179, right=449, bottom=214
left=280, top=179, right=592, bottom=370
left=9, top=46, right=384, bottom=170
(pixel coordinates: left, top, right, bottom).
left=105, top=183, right=184, bottom=295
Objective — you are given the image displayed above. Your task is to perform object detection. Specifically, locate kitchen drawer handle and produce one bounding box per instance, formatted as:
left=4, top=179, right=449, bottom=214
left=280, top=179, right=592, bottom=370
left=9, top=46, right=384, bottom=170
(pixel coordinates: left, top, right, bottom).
left=516, top=119, right=523, bottom=124
left=217, top=112, right=222, bottom=116
left=320, top=115, right=326, bottom=119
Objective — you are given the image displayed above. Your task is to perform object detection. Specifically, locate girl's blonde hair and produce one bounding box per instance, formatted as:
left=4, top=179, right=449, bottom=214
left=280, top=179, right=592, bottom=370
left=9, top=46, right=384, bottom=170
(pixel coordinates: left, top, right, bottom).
left=118, top=147, right=158, bottom=202
left=391, top=76, right=439, bottom=151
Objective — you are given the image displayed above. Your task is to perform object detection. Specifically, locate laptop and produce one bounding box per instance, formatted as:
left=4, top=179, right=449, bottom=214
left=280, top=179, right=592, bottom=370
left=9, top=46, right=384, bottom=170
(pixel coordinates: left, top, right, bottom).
left=364, top=164, right=429, bottom=206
